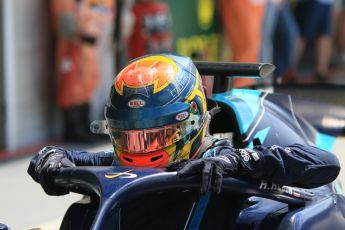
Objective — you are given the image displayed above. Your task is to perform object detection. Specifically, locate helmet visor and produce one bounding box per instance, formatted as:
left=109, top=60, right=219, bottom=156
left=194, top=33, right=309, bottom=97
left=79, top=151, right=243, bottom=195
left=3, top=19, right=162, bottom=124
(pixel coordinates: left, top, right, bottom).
left=109, top=113, right=208, bottom=153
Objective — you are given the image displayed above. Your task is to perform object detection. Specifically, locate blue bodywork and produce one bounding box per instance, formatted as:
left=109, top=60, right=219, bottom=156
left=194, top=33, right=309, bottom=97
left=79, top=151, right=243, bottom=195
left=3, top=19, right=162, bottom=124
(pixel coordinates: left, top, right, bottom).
left=52, top=56, right=345, bottom=230
left=56, top=165, right=345, bottom=230
left=210, top=89, right=345, bottom=151
left=54, top=87, right=345, bottom=230
left=208, top=88, right=345, bottom=229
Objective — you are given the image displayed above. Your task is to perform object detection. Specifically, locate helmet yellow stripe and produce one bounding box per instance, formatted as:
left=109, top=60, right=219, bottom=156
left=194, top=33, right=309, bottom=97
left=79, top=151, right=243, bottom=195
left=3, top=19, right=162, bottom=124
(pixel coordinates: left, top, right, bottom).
left=185, top=71, right=207, bottom=112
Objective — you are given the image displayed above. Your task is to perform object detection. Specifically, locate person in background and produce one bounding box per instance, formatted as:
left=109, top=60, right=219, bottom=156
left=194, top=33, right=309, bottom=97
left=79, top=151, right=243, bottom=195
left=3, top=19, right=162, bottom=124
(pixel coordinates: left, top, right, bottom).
left=219, top=0, right=266, bottom=88
left=261, top=0, right=283, bottom=64
left=260, top=0, right=283, bottom=86
left=113, top=0, right=135, bottom=70
left=288, top=0, right=336, bottom=83
left=272, top=1, right=300, bottom=83
left=50, top=0, right=114, bottom=142
left=89, top=1, right=116, bottom=123
left=259, top=0, right=300, bottom=84
left=127, top=0, right=173, bottom=60
left=333, top=0, right=345, bottom=67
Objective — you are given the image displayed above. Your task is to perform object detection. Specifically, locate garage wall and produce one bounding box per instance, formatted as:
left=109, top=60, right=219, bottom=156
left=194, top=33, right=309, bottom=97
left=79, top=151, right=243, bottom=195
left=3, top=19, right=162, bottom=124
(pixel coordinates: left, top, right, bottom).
left=4, top=0, right=56, bottom=151
left=0, top=1, right=5, bottom=149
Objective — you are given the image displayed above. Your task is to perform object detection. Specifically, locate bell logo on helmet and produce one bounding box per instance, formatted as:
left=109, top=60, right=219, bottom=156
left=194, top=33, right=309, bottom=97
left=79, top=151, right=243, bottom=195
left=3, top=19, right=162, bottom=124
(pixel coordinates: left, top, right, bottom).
left=176, top=111, right=189, bottom=121
left=128, top=99, right=146, bottom=108
left=114, top=56, right=178, bottom=95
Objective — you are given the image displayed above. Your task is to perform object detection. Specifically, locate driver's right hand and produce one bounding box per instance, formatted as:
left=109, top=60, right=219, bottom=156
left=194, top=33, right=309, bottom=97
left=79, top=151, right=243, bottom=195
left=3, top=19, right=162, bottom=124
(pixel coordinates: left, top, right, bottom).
left=27, top=146, right=75, bottom=196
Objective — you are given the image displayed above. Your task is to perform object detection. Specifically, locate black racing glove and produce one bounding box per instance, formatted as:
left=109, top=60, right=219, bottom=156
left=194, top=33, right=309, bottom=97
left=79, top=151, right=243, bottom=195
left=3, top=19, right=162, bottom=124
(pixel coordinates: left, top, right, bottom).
left=27, top=146, right=75, bottom=196
left=169, top=153, right=238, bottom=195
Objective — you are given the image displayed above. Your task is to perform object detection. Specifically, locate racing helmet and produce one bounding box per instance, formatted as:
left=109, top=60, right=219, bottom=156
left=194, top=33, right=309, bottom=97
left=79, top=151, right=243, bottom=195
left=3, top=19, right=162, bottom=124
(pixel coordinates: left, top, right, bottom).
left=104, top=54, right=208, bottom=167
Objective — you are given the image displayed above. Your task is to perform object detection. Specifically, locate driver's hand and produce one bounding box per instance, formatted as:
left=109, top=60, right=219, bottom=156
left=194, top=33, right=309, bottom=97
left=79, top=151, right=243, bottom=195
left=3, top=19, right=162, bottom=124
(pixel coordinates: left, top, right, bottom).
left=171, top=155, right=238, bottom=195
left=27, top=146, right=75, bottom=196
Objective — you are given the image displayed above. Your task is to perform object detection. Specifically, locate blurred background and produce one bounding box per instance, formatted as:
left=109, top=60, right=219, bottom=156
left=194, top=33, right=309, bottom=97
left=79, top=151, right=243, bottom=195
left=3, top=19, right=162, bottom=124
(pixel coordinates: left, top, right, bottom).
left=1, top=0, right=345, bottom=229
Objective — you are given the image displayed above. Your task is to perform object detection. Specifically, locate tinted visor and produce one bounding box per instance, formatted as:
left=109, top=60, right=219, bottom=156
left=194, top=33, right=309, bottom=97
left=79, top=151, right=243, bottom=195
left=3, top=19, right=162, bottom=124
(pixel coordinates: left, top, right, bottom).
left=109, top=113, right=208, bottom=153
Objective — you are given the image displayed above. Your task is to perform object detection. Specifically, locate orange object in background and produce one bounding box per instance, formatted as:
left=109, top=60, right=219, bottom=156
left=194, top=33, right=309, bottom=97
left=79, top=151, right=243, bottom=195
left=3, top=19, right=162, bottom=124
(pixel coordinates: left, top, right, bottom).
left=128, top=0, right=172, bottom=60
left=55, top=42, right=81, bottom=109
left=51, top=0, right=114, bottom=109
left=219, top=0, right=265, bottom=88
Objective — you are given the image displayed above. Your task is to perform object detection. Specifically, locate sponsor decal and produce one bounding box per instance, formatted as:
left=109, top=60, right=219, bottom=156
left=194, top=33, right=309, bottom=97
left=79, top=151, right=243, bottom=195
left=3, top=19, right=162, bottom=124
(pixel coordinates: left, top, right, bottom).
left=251, top=151, right=260, bottom=161
left=128, top=99, right=146, bottom=108
left=292, top=189, right=301, bottom=198
left=259, top=180, right=294, bottom=196
left=259, top=180, right=282, bottom=191
left=284, top=147, right=292, bottom=153
left=105, top=169, right=138, bottom=179
left=270, top=145, right=279, bottom=150
left=176, top=111, right=189, bottom=121
left=239, top=149, right=251, bottom=162
left=191, top=101, right=198, bottom=113
left=259, top=180, right=292, bottom=195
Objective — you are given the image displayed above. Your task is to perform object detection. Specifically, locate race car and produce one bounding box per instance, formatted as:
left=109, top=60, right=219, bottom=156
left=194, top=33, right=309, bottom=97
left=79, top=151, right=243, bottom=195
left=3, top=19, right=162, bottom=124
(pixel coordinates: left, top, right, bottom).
left=53, top=62, right=345, bottom=229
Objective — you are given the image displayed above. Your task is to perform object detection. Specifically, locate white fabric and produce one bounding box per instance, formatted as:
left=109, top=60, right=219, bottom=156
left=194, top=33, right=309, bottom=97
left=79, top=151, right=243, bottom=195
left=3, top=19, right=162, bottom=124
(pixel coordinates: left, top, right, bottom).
left=250, top=0, right=267, bottom=5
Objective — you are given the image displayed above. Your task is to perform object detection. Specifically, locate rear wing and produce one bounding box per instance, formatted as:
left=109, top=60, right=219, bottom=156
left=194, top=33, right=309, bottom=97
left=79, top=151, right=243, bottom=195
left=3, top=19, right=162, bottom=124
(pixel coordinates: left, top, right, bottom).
left=193, top=61, right=276, bottom=93
left=194, top=61, right=275, bottom=78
